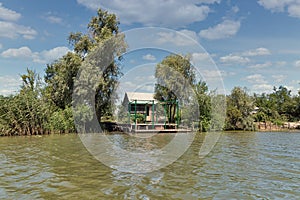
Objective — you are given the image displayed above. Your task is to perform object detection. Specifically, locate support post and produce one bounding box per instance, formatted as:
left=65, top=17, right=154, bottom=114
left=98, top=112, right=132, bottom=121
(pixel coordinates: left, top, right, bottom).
left=152, top=100, right=155, bottom=129
left=144, top=103, right=147, bottom=124
left=134, top=100, right=137, bottom=131
left=176, top=100, right=179, bottom=129
left=164, top=102, right=167, bottom=129
left=128, top=102, right=131, bottom=124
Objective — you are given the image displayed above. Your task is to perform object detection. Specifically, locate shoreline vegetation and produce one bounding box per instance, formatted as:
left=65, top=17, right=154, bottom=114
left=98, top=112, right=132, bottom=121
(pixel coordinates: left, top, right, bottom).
left=1, top=8, right=300, bottom=137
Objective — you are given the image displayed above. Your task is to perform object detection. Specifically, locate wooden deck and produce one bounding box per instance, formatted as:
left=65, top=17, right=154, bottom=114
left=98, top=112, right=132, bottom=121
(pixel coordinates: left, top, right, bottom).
left=118, top=123, right=191, bottom=133
left=132, top=129, right=191, bottom=133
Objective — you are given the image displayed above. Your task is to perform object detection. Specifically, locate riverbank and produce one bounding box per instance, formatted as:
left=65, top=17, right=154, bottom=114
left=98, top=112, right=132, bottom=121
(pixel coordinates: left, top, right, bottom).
left=255, top=121, right=300, bottom=131
left=2, top=121, right=300, bottom=137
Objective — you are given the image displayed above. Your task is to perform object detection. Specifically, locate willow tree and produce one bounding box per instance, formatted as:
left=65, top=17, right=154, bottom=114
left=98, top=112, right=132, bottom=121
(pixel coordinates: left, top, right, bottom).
left=45, top=52, right=82, bottom=109
left=154, top=54, right=196, bottom=124
left=45, top=8, right=124, bottom=122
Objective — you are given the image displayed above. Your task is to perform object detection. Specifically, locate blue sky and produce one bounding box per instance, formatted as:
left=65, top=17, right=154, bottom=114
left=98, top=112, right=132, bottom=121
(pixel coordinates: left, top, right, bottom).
left=0, top=0, right=300, bottom=96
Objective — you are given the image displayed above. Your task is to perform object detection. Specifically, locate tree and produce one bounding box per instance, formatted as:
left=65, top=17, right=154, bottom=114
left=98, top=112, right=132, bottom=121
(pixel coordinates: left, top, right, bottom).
left=154, top=54, right=196, bottom=124
left=225, top=87, right=255, bottom=131
left=193, top=80, right=211, bottom=132
left=253, top=92, right=277, bottom=122
left=71, top=8, right=123, bottom=122
left=292, top=90, right=300, bottom=121
left=270, top=86, right=294, bottom=121
left=68, top=8, right=119, bottom=57
left=46, top=8, right=125, bottom=122
left=0, top=8, right=125, bottom=135
left=254, top=86, right=297, bottom=124
left=45, top=52, right=82, bottom=109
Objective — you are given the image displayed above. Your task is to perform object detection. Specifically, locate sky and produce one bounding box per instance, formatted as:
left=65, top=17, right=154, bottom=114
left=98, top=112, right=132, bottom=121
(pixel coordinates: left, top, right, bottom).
left=0, top=0, right=300, bottom=96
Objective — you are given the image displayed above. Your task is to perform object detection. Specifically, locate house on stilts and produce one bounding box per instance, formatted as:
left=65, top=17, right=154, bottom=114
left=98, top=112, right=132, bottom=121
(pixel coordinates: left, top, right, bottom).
left=119, top=92, right=189, bottom=133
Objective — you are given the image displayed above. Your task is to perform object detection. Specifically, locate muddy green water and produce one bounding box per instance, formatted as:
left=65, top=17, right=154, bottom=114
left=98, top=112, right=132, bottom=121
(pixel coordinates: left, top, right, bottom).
left=0, top=132, right=299, bottom=199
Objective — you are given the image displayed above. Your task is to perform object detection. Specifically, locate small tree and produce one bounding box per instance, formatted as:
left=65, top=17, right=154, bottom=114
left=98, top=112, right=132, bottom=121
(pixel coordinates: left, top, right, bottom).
left=225, top=87, right=255, bottom=131
left=193, top=80, right=211, bottom=132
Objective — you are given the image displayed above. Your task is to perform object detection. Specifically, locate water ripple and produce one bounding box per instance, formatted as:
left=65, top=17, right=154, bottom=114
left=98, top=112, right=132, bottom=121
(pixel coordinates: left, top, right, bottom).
left=0, top=132, right=299, bottom=199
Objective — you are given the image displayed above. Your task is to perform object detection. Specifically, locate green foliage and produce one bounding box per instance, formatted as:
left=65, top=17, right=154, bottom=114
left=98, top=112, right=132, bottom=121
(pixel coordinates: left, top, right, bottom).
left=253, top=86, right=300, bottom=123
left=131, top=114, right=146, bottom=123
left=68, top=8, right=120, bottom=57
left=0, top=8, right=125, bottom=135
left=0, top=70, right=53, bottom=135
left=72, top=104, right=94, bottom=132
left=88, top=8, right=119, bottom=42
left=68, top=33, right=93, bottom=57
left=193, top=80, right=211, bottom=132
left=154, top=54, right=195, bottom=124
left=45, top=52, right=82, bottom=109
left=47, top=7, right=125, bottom=126
left=117, top=103, right=129, bottom=123
left=225, top=87, right=255, bottom=131
left=210, top=94, right=226, bottom=131
left=47, top=107, right=75, bottom=133
left=154, top=54, right=217, bottom=131
left=2, top=7, right=300, bottom=136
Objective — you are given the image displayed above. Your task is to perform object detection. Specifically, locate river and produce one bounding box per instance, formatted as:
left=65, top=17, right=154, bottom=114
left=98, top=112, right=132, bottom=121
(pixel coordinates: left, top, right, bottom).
left=0, top=131, right=299, bottom=199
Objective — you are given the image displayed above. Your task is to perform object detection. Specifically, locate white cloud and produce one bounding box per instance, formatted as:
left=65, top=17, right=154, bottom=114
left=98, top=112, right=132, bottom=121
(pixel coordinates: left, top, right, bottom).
left=0, top=21, right=37, bottom=39
left=290, top=79, right=300, bottom=84
left=220, top=54, right=250, bottom=64
left=120, top=78, right=155, bottom=93
left=156, top=30, right=199, bottom=46
left=36, top=47, right=70, bottom=63
left=122, top=81, right=135, bottom=88
left=0, top=4, right=37, bottom=40
left=258, top=0, right=300, bottom=19
left=178, top=29, right=199, bottom=41
left=0, top=75, right=21, bottom=96
left=46, top=15, right=63, bottom=24
left=1, top=46, right=70, bottom=64
left=134, top=75, right=155, bottom=82
left=295, top=60, right=300, bottom=67
left=223, top=71, right=237, bottom=77
left=279, top=49, right=300, bottom=55
left=1, top=46, right=34, bottom=59
left=129, top=59, right=136, bottom=64
left=232, top=6, right=240, bottom=13
left=241, top=47, right=271, bottom=56
left=248, top=61, right=272, bottom=69
left=0, top=3, right=21, bottom=21
left=220, top=48, right=272, bottom=67
left=258, top=0, right=288, bottom=11
left=198, top=0, right=221, bottom=3
left=142, top=54, right=156, bottom=61
left=288, top=3, right=300, bottom=18
left=251, top=84, right=273, bottom=93
left=290, top=80, right=300, bottom=94
left=200, top=69, right=223, bottom=81
left=272, top=75, right=287, bottom=83
left=199, top=20, right=241, bottom=40
left=275, top=61, right=287, bottom=67
left=77, top=0, right=220, bottom=27
left=245, top=74, right=267, bottom=84
left=192, top=52, right=211, bottom=62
